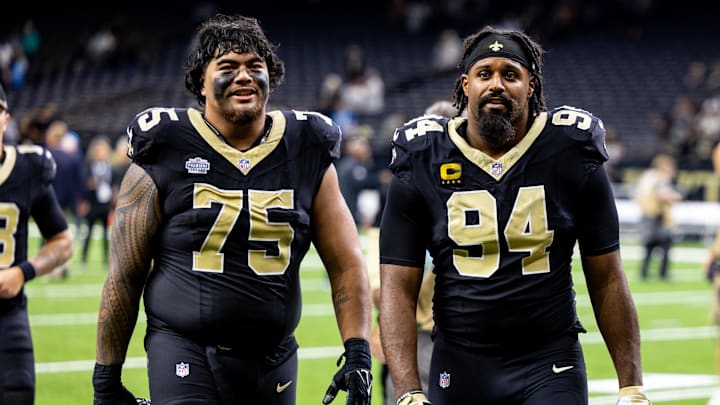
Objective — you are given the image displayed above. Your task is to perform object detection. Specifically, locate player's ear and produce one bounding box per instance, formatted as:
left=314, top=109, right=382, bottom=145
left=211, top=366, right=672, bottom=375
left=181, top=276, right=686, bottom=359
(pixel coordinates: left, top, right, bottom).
left=528, top=78, right=535, bottom=96
left=461, top=74, right=470, bottom=95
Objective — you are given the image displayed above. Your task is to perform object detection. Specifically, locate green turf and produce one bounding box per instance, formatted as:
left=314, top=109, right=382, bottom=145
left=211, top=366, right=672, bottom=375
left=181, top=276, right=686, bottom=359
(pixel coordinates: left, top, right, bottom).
left=24, top=229, right=719, bottom=404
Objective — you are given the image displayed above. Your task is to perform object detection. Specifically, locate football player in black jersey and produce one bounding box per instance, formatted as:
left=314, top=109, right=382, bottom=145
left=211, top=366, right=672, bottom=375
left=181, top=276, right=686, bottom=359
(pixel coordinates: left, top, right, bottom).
left=92, top=14, right=372, bottom=405
left=0, top=85, right=74, bottom=404
left=378, top=26, right=650, bottom=405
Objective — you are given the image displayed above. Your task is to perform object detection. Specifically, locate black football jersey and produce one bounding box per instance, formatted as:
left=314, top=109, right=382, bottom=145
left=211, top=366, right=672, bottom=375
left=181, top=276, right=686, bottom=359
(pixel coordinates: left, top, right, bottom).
left=380, top=106, right=619, bottom=352
left=0, top=144, right=67, bottom=310
left=127, top=107, right=341, bottom=351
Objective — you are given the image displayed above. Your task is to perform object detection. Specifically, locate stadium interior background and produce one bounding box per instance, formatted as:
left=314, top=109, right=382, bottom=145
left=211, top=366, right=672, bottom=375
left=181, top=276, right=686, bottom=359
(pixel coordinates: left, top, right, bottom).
left=2, top=0, right=720, bottom=239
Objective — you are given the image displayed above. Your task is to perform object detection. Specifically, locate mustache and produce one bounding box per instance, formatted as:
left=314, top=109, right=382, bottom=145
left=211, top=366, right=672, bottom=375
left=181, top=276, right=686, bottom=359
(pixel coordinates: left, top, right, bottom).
left=479, top=93, right=512, bottom=108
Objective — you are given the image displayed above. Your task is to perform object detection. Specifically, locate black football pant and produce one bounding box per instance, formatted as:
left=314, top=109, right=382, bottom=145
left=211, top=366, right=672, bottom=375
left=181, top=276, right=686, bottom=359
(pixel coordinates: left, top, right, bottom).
left=0, top=302, right=34, bottom=405
left=428, top=333, right=587, bottom=404
left=146, top=330, right=298, bottom=404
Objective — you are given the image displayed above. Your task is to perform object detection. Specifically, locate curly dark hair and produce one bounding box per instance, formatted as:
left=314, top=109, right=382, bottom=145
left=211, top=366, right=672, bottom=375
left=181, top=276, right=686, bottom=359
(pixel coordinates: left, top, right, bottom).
left=184, top=14, right=285, bottom=106
left=452, top=25, right=546, bottom=118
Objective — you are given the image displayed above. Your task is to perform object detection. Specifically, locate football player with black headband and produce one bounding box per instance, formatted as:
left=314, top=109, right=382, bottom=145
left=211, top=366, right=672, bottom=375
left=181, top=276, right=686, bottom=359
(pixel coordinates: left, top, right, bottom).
left=379, top=25, right=650, bottom=405
left=92, top=14, right=372, bottom=405
left=0, top=84, right=74, bottom=404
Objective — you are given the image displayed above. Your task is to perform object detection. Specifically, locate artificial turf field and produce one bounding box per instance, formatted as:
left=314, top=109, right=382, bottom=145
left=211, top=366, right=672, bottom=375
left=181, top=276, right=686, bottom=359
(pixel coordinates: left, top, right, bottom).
left=24, top=227, right=718, bottom=404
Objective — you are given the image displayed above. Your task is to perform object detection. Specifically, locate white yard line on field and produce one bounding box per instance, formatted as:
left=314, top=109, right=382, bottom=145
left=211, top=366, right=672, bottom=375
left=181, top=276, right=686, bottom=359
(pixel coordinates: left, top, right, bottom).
left=28, top=287, right=713, bottom=327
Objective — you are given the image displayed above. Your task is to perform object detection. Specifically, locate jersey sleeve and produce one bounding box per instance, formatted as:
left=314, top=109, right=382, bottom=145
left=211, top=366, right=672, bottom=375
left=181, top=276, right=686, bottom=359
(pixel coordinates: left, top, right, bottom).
left=379, top=175, right=431, bottom=267
left=551, top=106, right=609, bottom=166
left=389, top=115, right=448, bottom=178
left=575, top=166, right=620, bottom=256
left=294, top=110, right=342, bottom=162
left=31, top=186, right=68, bottom=239
left=127, top=107, right=182, bottom=165
left=17, top=144, right=57, bottom=186
left=19, top=146, right=68, bottom=237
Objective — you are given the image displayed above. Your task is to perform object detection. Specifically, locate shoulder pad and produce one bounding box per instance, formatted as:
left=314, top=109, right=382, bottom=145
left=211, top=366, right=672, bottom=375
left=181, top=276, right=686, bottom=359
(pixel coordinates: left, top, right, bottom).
left=16, top=144, right=56, bottom=185
left=390, top=115, right=449, bottom=173
left=127, top=107, right=184, bottom=163
left=547, top=106, right=608, bottom=162
left=286, top=110, right=342, bottom=160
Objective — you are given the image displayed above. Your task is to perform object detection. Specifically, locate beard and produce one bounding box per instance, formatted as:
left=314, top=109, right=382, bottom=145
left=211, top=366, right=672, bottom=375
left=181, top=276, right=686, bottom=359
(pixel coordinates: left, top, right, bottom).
left=473, top=94, right=523, bottom=151
left=221, top=99, right=263, bottom=126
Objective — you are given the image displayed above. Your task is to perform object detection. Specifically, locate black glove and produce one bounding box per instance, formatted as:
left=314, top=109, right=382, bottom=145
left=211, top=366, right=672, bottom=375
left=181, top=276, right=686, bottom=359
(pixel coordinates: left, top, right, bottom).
left=322, top=338, right=373, bottom=405
left=92, top=363, right=144, bottom=405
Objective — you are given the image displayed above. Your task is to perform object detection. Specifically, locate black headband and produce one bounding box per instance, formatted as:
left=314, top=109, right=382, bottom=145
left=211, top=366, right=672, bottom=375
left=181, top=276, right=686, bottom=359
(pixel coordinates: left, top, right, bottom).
left=464, top=33, right=535, bottom=73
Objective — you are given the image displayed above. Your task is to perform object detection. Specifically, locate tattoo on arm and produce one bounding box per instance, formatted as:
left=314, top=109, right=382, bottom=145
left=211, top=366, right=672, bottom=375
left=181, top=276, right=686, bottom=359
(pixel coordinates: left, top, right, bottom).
left=333, top=286, right=351, bottom=316
left=96, top=164, right=161, bottom=365
left=31, top=229, right=72, bottom=277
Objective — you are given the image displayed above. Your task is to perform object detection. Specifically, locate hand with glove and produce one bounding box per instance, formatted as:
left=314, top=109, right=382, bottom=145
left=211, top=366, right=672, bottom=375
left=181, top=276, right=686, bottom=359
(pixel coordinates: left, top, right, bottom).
left=396, top=390, right=431, bottom=405
left=322, top=338, right=373, bottom=405
left=617, top=386, right=651, bottom=405
left=92, top=363, right=149, bottom=405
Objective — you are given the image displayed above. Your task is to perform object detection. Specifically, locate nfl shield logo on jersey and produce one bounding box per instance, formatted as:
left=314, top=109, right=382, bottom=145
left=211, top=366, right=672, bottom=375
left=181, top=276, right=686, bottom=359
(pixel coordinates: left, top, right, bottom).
left=238, top=158, right=251, bottom=173
left=490, top=162, right=503, bottom=176
left=175, top=362, right=190, bottom=378
left=439, top=371, right=451, bottom=389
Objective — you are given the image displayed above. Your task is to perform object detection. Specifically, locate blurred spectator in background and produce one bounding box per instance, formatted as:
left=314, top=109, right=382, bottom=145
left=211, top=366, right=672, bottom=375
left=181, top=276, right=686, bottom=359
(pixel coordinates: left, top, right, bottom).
left=431, top=29, right=462, bottom=74
left=0, top=35, right=13, bottom=90
left=337, top=134, right=378, bottom=228
left=19, top=103, right=59, bottom=146
left=684, top=61, right=708, bottom=93
left=668, top=95, right=700, bottom=161
left=85, top=25, right=118, bottom=70
left=79, top=135, right=114, bottom=267
left=705, top=141, right=720, bottom=405
left=402, top=0, right=433, bottom=33
left=706, top=59, right=720, bottom=93
left=317, top=72, right=357, bottom=135
left=372, top=112, right=406, bottom=169
left=46, top=120, right=84, bottom=235
left=604, top=125, right=626, bottom=183
left=45, top=120, right=82, bottom=279
left=6, top=39, right=28, bottom=91
left=340, top=44, right=385, bottom=115
left=695, top=95, right=720, bottom=164
left=634, top=152, right=682, bottom=280
left=424, top=99, right=461, bottom=118
left=19, top=20, right=40, bottom=65
left=111, top=135, right=130, bottom=187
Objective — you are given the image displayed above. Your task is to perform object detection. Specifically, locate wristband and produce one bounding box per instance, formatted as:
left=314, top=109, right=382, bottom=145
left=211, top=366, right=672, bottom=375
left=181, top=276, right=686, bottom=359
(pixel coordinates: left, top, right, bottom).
left=397, top=389, right=426, bottom=405
left=18, top=261, right=36, bottom=282
left=619, top=386, right=645, bottom=397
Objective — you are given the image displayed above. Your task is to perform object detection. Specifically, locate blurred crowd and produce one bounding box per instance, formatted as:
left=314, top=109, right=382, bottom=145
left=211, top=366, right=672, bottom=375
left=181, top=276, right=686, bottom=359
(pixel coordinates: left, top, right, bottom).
left=0, top=0, right=718, bottom=252
left=649, top=60, right=720, bottom=169
left=2, top=101, right=130, bottom=272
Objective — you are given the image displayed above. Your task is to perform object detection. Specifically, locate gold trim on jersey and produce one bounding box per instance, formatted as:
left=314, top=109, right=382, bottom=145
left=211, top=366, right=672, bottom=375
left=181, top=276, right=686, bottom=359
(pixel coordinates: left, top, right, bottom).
left=0, top=146, right=17, bottom=186
left=187, top=109, right=287, bottom=175
left=447, top=112, right=548, bottom=181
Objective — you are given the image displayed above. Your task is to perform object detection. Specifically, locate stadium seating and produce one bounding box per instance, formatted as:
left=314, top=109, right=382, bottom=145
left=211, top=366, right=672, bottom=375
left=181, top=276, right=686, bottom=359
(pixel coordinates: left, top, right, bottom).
left=5, top=5, right=719, bottom=168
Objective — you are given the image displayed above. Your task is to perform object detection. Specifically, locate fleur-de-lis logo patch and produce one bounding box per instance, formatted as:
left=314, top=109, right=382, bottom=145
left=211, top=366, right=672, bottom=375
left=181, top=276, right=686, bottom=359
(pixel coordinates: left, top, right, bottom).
left=489, top=41, right=504, bottom=52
